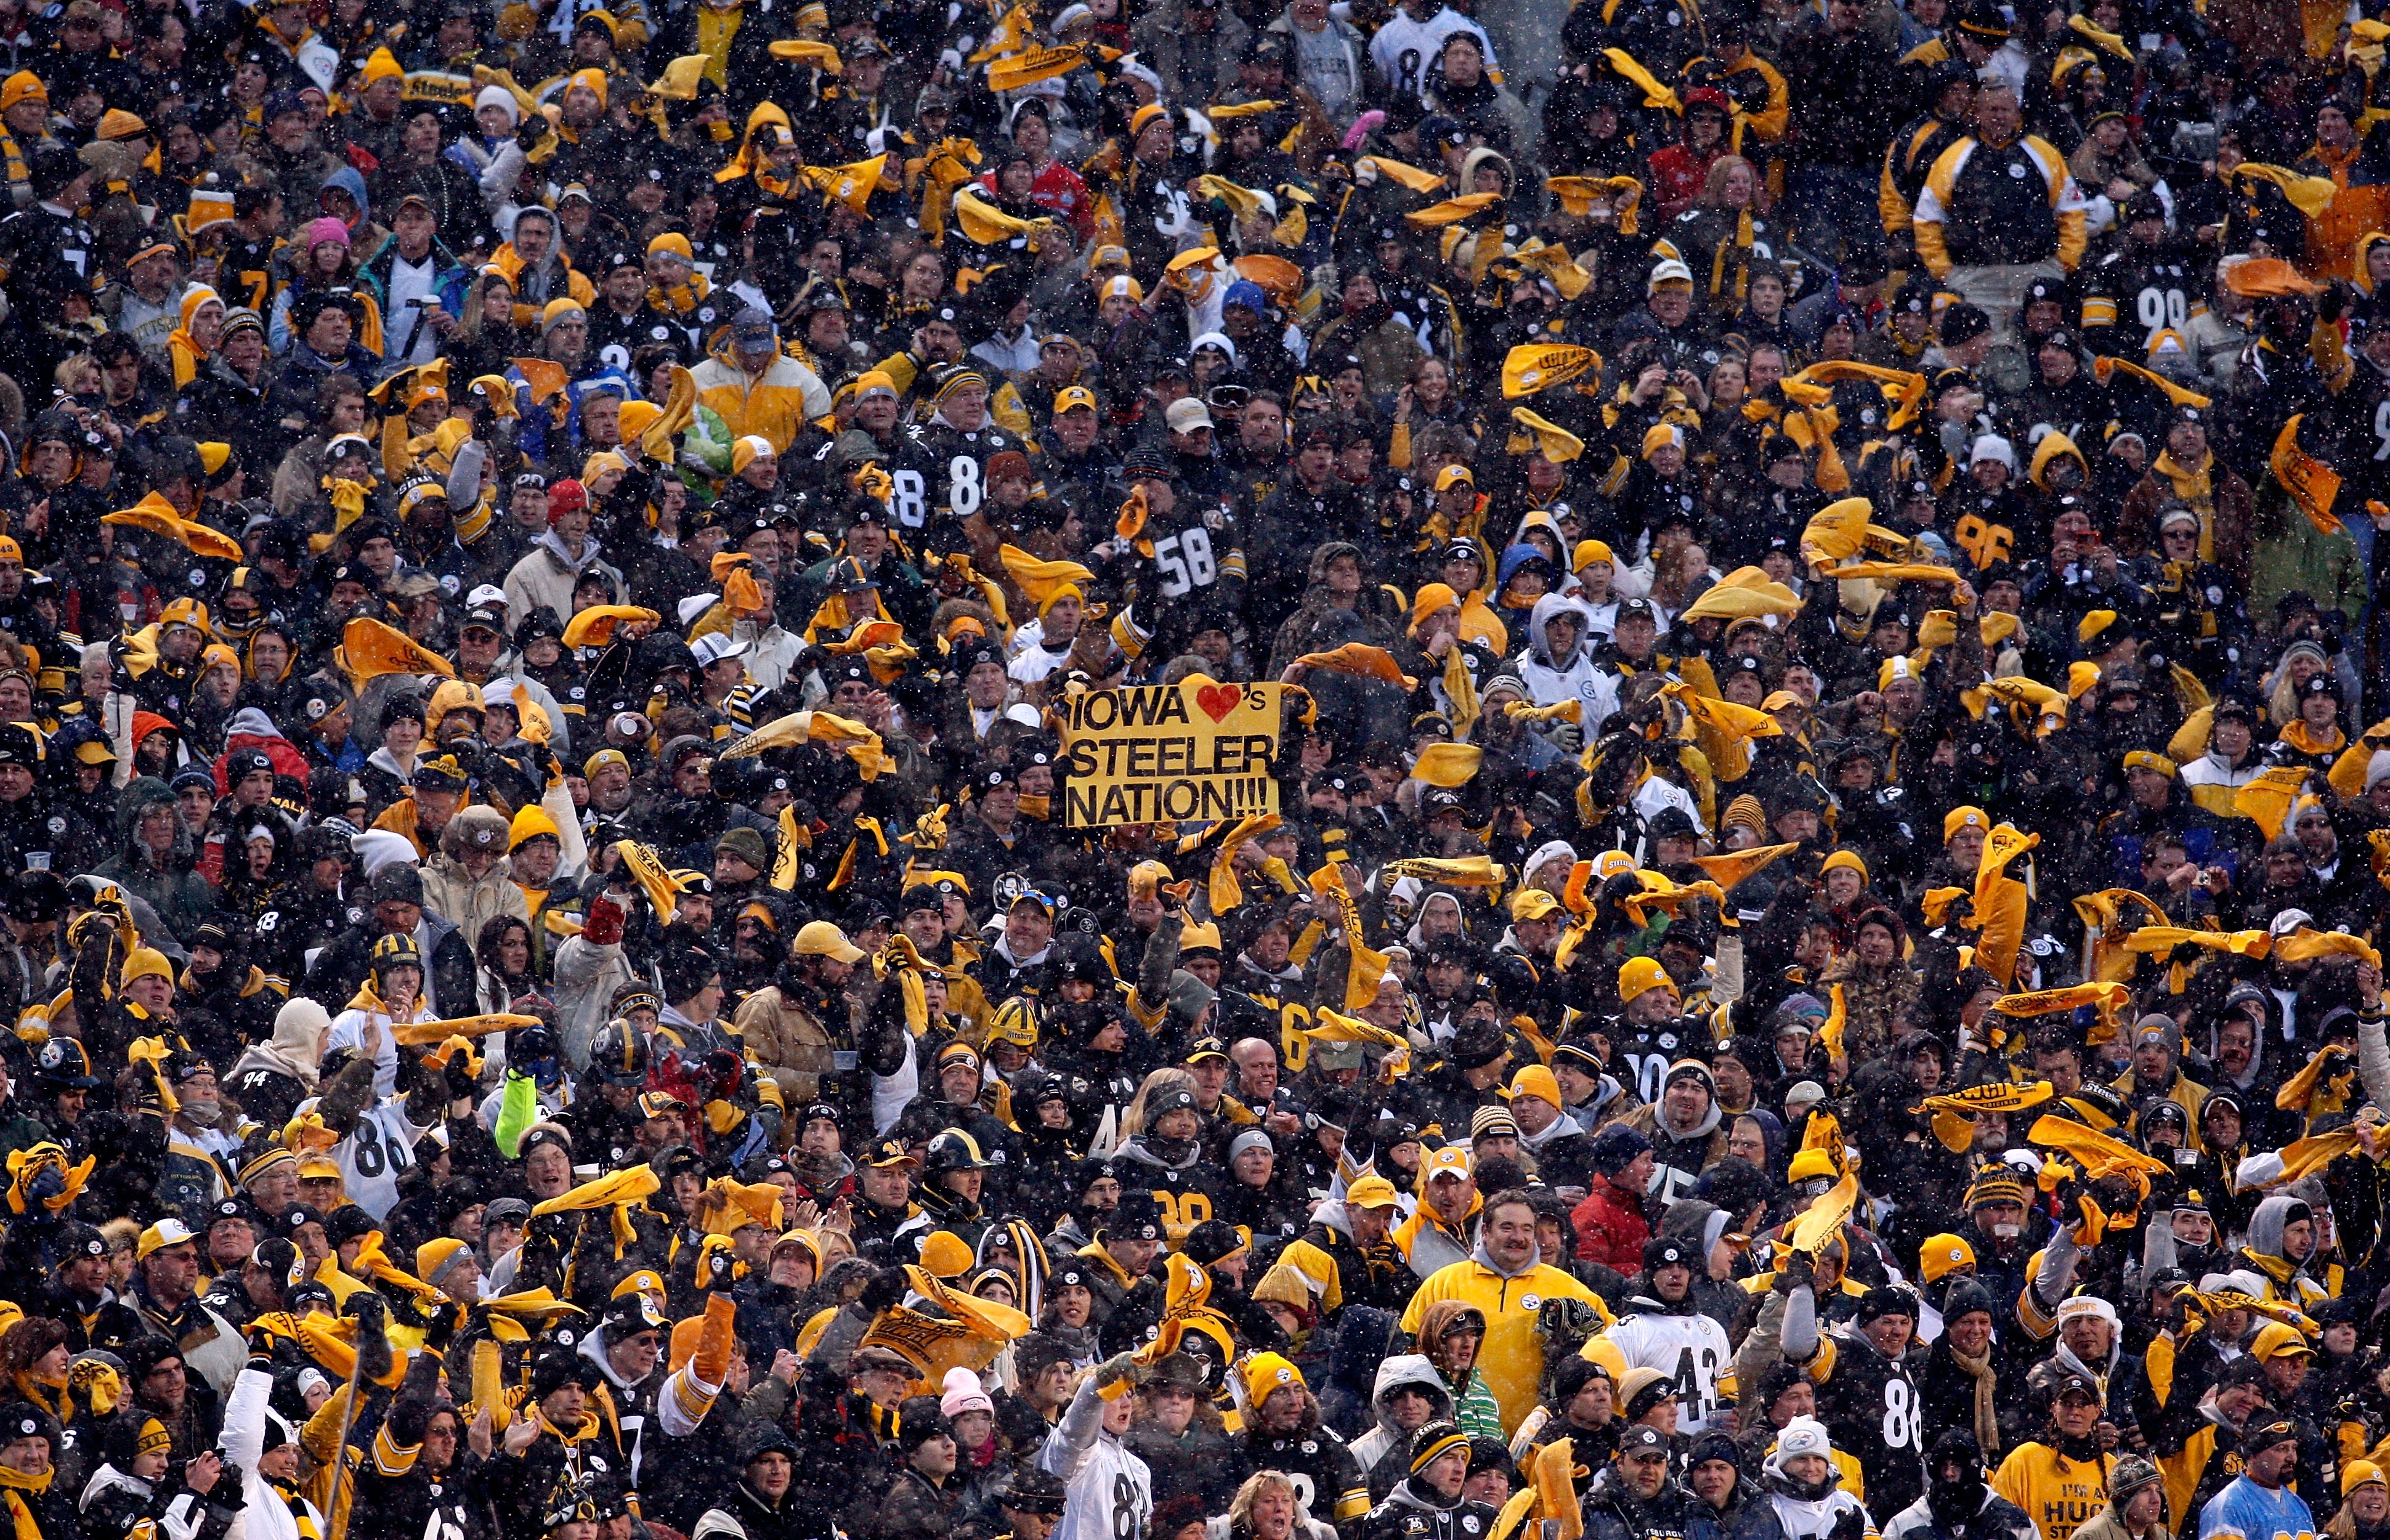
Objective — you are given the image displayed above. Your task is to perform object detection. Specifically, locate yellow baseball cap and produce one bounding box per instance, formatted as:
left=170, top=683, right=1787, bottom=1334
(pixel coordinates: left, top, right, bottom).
left=135, top=1218, right=197, bottom=1260
left=1345, top=1175, right=1401, bottom=1209
left=1424, top=1145, right=1472, bottom=1182
left=1510, top=889, right=1562, bottom=922
left=793, top=920, right=865, bottom=963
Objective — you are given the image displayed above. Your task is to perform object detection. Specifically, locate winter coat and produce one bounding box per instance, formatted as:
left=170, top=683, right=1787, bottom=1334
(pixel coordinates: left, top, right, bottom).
left=732, top=976, right=841, bottom=1105
left=503, top=532, right=624, bottom=626
left=418, top=807, right=531, bottom=946
left=91, top=775, right=217, bottom=946
left=1351, top=1355, right=1455, bottom=1482
left=691, top=332, right=832, bottom=452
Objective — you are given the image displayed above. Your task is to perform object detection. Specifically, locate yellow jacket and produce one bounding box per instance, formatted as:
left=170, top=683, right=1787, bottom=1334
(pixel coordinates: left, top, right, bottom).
left=1994, top=1443, right=2113, bottom=1540
left=691, top=334, right=832, bottom=452
left=1400, top=1258, right=1611, bottom=1434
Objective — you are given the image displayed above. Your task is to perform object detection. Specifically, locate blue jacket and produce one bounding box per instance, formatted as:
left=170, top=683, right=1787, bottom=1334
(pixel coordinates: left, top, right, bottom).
left=2198, top=1477, right=2316, bottom=1540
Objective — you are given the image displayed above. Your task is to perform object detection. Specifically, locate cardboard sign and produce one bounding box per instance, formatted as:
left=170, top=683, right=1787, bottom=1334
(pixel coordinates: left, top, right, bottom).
left=1055, top=680, right=1281, bottom=827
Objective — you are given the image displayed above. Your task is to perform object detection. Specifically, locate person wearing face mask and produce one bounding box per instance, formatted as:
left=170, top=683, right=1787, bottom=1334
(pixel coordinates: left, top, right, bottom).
left=1950, top=1167, right=2049, bottom=1311
left=156, top=1052, right=232, bottom=1217
left=1113, top=1085, right=1217, bottom=1239
left=1885, top=1431, right=2037, bottom=1540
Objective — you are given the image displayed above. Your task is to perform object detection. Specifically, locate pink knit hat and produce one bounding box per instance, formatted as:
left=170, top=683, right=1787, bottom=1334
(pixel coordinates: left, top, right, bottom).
left=304, top=216, right=350, bottom=251
left=941, top=1367, right=993, bottom=1419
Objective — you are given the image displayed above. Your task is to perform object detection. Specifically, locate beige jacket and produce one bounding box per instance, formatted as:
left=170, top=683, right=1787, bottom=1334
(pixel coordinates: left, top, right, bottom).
left=733, top=984, right=839, bottom=1104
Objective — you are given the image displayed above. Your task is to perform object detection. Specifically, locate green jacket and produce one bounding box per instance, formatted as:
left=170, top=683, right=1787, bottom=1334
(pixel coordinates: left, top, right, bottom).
left=2248, top=480, right=2364, bottom=633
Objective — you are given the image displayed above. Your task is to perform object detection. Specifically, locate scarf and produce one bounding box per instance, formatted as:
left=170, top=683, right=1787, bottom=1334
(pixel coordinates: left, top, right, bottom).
left=0, top=1462, right=49, bottom=1540
left=2282, top=719, right=2345, bottom=756
left=2155, top=450, right=2216, bottom=562
left=1442, top=646, right=1479, bottom=737
left=167, top=325, right=211, bottom=390
left=1709, top=208, right=1756, bottom=301
left=267, top=1475, right=322, bottom=1540
left=7, top=1374, right=58, bottom=1420
left=652, top=274, right=711, bottom=315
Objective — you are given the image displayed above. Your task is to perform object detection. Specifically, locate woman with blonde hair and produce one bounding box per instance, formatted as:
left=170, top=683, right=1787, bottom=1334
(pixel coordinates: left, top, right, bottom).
left=1667, top=154, right=1780, bottom=314
left=1213, top=1469, right=1337, bottom=1540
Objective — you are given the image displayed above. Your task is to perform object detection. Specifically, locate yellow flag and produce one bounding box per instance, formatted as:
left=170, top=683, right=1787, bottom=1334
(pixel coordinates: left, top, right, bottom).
left=1691, top=841, right=1798, bottom=890
left=1798, top=498, right=1884, bottom=564
left=1821, top=561, right=1963, bottom=585
left=1991, top=981, right=2129, bottom=1018
left=1412, top=742, right=1483, bottom=787
left=2271, top=415, right=2344, bottom=535
left=2028, top=1112, right=2172, bottom=1181
left=986, top=43, right=1088, bottom=91
left=1502, top=344, right=1601, bottom=398
left=1663, top=681, right=1782, bottom=741
left=953, top=188, right=1054, bottom=245
left=1509, top=406, right=1584, bottom=461
left=1817, top=983, right=1847, bottom=1061
left=2091, top=355, right=2211, bottom=410
left=1406, top=192, right=1501, bottom=226
left=2234, top=765, right=2312, bottom=840
left=2124, top=926, right=2272, bottom=958
left=1602, top=46, right=1682, bottom=111
left=1295, top=643, right=1417, bottom=690
left=1788, top=1170, right=1858, bottom=1256
left=1358, top=155, right=1448, bottom=193
left=2275, top=927, right=2384, bottom=968
left=1973, top=823, right=2040, bottom=987
left=389, top=1013, right=545, bottom=1047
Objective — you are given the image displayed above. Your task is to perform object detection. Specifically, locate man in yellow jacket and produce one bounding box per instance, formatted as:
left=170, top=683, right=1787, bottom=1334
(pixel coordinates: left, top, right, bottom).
left=1400, top=1186, right=1612, bottom=1434
left=692, top=306, right=832, bottom=453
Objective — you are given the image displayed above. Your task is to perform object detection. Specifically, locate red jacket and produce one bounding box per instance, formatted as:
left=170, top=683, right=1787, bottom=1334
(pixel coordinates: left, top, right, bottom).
left=1571, top=1179, right=1650, bottom=1271
left=214, top=731, right=310, bottom=794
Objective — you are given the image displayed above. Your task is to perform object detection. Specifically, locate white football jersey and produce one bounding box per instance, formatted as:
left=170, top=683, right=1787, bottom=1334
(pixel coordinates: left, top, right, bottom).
left=1606, top=1309, right=1735, bottom=1433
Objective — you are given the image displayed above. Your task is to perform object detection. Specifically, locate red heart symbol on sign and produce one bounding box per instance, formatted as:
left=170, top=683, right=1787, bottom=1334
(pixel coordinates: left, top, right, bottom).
left=1194, top=683, right=1242, bottom=723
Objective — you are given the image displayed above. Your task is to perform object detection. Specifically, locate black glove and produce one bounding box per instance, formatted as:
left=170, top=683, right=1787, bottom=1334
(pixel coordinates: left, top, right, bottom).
left=860, top=1266, right=909, bottom=1314
left=344, top=1291, right=386, bottom=1327
left=516, top=113, right=549, bottom=153
left=1828, top=1507, right=1865, bottom=1540
left=1776, top=1248, right=1815, bottom=1294
left=2321, top=281, right=2348, bottom=325
left=423, top=1302, right=457, bottom=1353
left=705, top=1241, right=738, bottom=1293
left=444, top=1051, right=479, bottom=1101
left=24, top=1166, right=64, bottom=1207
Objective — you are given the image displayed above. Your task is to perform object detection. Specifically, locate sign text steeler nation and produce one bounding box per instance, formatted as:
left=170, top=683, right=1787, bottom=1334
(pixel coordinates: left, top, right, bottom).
left=1055, top=680, right=1282, bottom=827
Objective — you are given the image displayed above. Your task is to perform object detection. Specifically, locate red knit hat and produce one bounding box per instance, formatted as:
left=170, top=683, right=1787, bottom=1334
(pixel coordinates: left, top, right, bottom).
left=546, top=479, right=588, bottom=525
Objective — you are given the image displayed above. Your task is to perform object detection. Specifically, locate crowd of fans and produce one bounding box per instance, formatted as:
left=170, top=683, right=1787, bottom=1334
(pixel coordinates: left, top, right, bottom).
left=0, top=0, right=2384, bottom=1537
